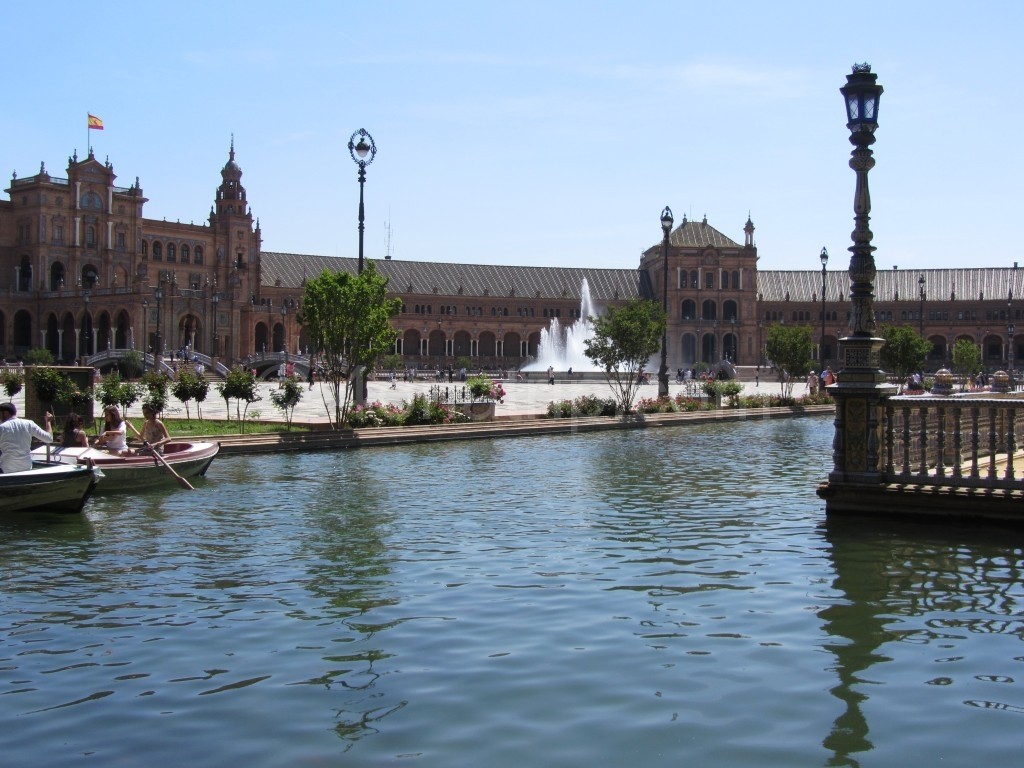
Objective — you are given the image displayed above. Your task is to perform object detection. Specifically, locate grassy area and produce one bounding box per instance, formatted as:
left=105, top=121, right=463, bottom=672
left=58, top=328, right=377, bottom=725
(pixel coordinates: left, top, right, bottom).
left=161, top=418, right=316, bottom=437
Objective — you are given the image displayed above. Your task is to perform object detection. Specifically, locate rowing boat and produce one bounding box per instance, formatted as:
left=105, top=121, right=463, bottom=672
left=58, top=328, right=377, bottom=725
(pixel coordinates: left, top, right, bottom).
left=0, top=460, right=101, bottom=514
left=33, top=441, right=219, bottom=492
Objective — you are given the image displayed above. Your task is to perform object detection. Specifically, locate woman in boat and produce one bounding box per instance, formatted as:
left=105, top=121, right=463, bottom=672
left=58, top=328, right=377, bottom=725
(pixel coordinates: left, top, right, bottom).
left=131, top=404, right=171, bottom=453
left=62, top=413, right=89, bottom=448
left=94, top=406, right=130, bottom=455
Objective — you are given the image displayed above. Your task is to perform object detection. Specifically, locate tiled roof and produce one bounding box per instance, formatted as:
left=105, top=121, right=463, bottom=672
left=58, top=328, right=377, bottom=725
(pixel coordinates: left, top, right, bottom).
left=261, top=252, right=644, bottom=302
left=757, top=267, right=1024, bottom=304
left=669, top=216, right=743, bottom=249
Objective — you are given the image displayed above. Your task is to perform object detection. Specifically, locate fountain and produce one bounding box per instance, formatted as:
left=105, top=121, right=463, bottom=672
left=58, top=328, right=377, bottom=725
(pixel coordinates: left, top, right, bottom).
left=523, top=278, right=601, bottom=371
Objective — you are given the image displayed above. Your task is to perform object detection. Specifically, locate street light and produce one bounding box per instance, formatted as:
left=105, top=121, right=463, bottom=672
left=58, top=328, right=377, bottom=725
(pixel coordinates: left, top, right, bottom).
left=918, top=274, right=926, bottom=337
left=820, top=247, right=829, bottom=364
left=840, top=63, right=883, bottom=342
left=211, top=293, right=220, bottom=358
left=154, top=284, right=164, bottom=359
left=281, top=305, right=288, bottom=361
left=1008, top=322, right=1016, bottom=389
left=142, top=299, right=149, bottom=371
left=658, top=206, right=674, bottom=398
left=348, top=128, right=377, bottom=274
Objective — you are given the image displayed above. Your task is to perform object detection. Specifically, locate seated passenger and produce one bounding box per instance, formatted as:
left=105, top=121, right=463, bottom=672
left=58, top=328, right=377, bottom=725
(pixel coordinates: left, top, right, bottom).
left=94, top=405, right=130, bottom=456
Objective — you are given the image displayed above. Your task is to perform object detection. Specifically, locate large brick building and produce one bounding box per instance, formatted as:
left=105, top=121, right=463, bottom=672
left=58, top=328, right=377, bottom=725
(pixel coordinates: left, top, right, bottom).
left=2, top=145, right=1021, bottom=373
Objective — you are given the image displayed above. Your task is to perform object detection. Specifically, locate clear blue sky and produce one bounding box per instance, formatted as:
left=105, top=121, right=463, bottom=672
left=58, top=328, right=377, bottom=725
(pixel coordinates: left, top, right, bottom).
left=5, top=1, right=1021, bottom=272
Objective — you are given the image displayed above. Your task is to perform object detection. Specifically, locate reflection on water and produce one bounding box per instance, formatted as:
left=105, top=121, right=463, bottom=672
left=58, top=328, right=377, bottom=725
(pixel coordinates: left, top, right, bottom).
left=2, top=416, right=1023, bottom=767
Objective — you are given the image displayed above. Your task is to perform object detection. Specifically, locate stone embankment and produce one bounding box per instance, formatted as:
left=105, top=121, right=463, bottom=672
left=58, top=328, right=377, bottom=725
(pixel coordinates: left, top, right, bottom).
left=213, top=405, right=834, bottom=455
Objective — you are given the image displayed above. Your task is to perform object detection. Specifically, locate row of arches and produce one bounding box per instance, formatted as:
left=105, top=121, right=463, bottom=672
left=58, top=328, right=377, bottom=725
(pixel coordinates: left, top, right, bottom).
left=142, top=240, right=205, bottom=264
left=680, top=299, right=739, bottom=322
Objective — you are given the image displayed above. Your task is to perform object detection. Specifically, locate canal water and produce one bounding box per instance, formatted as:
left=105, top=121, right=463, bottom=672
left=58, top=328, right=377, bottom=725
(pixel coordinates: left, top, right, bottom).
left=2, top=416, right=1022, bottom=767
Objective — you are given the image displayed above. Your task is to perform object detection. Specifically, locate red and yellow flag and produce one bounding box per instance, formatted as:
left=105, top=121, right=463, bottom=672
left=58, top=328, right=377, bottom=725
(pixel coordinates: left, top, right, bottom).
left=88, top=114, right=104, bottom=130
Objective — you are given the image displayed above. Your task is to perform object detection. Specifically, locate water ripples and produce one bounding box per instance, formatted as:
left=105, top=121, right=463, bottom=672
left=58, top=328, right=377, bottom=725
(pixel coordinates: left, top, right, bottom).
left=3, top=416, right=1024, bottom=766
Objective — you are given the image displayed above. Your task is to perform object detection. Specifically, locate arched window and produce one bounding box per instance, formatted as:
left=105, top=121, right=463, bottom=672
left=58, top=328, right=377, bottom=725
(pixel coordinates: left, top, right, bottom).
left=705, top=273, right=714, bottom=290
left=681, top=299, right=696, bottom=320
left=690, top=270, right=699, bottom=289
left=167, top=243, right=176, bottom=262
left=141, top=240, right=148, bottom=258
left=152, top=241, right=162, bottom=261
left=702, top=300, right=717, bottom=321
left=181, top=245, right=190, bottom=263
left=731, top=270, right=740, bottom=289
left=723, top=300, right=738, bottom=322
left=194, top=245, right=203, bottom=264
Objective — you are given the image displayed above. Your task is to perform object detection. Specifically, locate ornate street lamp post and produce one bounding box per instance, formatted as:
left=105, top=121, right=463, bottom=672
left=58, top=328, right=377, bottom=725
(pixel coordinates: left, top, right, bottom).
left=281, top=305, right=288, bottom=362
left=918, top=274, right=926, bottom=337
left=823, top=63, right=897, bottom=500
left=658, top=206, right=674, bottom=398
left=154, top=284, right=164, bottom=360
left=142, top=299, right=149, bottom=372
left=820, top=247, right=829, bottom=364
left=1008, top=321, right=1016, bottom=389
left=211, top=293, right=220, bottom=358
left=348, top=128, right=377, bottom=274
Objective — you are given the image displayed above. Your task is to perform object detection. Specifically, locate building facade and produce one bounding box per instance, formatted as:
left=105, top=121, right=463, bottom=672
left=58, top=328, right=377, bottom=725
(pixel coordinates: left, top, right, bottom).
left=2, top=146, right=1020, bottom=374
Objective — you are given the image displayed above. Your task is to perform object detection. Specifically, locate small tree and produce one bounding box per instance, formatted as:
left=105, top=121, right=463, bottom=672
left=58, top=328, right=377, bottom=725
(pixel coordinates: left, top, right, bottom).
left=583, top=299, right=665, bottom=416
left=25, top=348, right=55, bottom=366
left=31, top=367, right=75, bottom=413
left=217, top=366, right=261, bottom=432
left=141, top=370, right=171, bottom=414
left=879, top=324, right=932, bottom=383
left=952, top=338, right=982, bottom=390
left=765, top=324, right=814, bottom=398
left=2, top=369, right=23, bottom=399
left=121, top=349, right=143, bottom=379
left=96, top=372, right=143, bottom=419
left=297, top=263, right=402, bottom=429
left=171, top=369, right=207, bottom=420
left=269, top=376, right=304, bottom=428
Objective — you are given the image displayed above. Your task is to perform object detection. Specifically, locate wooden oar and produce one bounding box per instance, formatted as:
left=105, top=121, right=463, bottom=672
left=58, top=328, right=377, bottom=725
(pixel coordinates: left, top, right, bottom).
left=148, top=444, right=195, bottom=490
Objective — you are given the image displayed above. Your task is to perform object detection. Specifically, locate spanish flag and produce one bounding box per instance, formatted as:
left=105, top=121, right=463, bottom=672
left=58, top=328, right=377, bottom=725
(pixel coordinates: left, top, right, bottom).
left=88, top=114, right=104, bottom=130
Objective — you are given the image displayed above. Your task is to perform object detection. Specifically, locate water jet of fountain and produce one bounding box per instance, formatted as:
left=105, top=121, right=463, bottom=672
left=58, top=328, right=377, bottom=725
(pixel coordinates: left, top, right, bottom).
left=523, top=279, right=601, bottom=371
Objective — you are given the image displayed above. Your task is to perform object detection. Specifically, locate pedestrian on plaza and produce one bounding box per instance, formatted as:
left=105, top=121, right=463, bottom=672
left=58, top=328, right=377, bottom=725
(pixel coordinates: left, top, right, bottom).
left=0, top=403, right=53, bottom=473
left=547, top=365, right=555, bottom=385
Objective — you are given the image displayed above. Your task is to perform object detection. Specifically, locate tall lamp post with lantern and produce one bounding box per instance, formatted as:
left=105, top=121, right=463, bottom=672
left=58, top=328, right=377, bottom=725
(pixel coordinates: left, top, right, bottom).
left=658, top=206, right=674, bottom=398
left=348, top=129, right=377, bottom=275
left=819, top=247, right=829, bottom=364
left=819, top=64, right=897, bottom=513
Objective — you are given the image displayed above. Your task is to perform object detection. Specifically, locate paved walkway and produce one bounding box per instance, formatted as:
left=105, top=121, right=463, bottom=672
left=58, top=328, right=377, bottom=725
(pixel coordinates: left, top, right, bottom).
left=237, top=376, right=796, bottom=423
left=6, top=374, right=799, bottom=424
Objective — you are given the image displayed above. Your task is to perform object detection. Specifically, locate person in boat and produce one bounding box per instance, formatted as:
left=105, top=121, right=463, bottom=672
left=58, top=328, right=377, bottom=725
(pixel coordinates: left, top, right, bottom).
left=0, top=402, right=53, bottom=473
left=94, top=406, right=130, bottom=456
left=129, top=404, right=171, bottom=454
left=62, top=413, right=89, bottom=448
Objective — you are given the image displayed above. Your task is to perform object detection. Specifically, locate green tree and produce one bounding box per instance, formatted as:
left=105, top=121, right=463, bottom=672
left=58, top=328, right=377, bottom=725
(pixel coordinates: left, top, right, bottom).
left=141, top=370, right=171, bottom=414
left=120, top=349, right=143, bottom=378
left=217, top=366, right=261, bottom=431
left=269, top=376, right=304, bottom=428
left=30, top=367, right=75, bottom=412
left=2, top=369, right=23, bottom=399
left=171, top=369, right=209, bottom=420
left=765, top=324, right=814, bottom=398
left=25, top=348, right=55, bottom=366
left=879, top=324, right=932, bottom=383
left=951, top=338, right=982, bottom=390
left=95, top=372, right=143, bottom=419
left=297, top=262, right=402, bottom=428
left=583, top=298, right=666, bottom=416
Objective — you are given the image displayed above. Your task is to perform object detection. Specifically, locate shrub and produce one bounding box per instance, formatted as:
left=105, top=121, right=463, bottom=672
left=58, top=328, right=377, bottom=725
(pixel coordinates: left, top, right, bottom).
left=2, top=370, right=23, bottom=398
